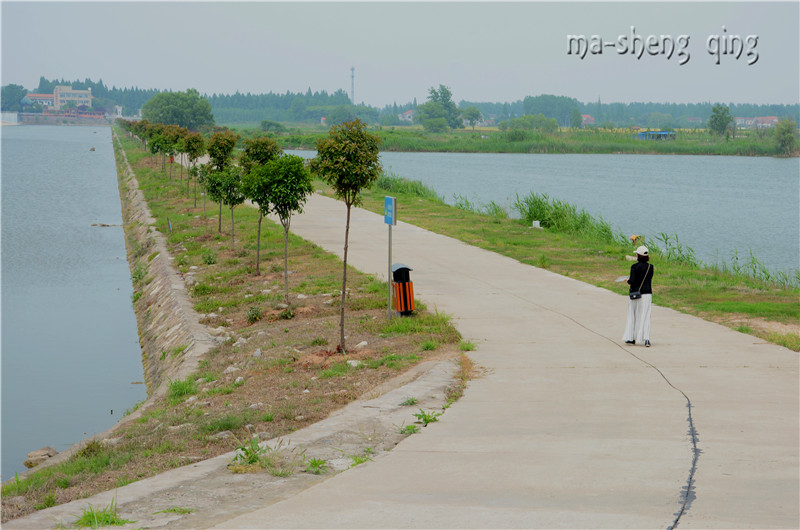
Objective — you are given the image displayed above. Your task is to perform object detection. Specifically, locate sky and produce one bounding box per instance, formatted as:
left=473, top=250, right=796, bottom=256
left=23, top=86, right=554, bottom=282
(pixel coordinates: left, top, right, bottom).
left=2, top=1, right=798, bottom=108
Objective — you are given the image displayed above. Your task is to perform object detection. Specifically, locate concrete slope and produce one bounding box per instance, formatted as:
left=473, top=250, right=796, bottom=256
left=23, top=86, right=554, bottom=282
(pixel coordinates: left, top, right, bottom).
left=216, top=193, right=798, bottom=529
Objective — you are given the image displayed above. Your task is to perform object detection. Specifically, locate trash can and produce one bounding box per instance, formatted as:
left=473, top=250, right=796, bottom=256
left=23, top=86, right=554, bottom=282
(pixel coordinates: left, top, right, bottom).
left=392, top=263, right=415, bottom=316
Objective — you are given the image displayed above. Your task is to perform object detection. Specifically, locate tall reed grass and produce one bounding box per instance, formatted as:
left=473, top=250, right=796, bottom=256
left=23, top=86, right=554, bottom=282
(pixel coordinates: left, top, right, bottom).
left=512, top=191, right=624, bottom=245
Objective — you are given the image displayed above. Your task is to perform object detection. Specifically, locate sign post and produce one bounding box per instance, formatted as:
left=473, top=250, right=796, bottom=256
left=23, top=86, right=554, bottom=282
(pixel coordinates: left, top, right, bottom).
left=384, top=196, right=397, bottom=320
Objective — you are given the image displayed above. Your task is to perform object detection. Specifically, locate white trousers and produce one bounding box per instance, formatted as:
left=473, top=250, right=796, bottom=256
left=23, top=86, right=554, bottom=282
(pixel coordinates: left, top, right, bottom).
left=623, top=293, right=652, bottom=343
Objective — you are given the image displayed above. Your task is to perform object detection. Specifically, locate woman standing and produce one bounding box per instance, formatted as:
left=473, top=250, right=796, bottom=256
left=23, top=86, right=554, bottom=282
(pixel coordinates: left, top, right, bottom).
left=623, top=245, right=654, bottom=347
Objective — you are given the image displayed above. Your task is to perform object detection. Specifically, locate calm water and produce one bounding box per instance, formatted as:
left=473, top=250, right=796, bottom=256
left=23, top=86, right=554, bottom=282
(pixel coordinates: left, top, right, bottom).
left=293, top=150, right=799, bottom=276
left=1, top=125, right=146, bottom=480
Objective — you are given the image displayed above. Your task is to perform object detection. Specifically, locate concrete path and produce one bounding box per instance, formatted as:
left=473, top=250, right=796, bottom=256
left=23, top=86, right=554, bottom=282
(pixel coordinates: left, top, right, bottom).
left=216, top=193, right=798, bottom=529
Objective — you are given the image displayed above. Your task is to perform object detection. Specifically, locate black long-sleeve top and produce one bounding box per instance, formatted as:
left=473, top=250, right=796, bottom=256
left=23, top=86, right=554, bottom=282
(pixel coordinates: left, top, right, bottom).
left=628, top=261, right=654, bottom=294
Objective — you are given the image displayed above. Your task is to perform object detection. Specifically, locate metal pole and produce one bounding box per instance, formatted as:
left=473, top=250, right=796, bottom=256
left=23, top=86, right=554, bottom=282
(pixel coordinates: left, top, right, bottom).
left=388, top=224, right=392, bottom=320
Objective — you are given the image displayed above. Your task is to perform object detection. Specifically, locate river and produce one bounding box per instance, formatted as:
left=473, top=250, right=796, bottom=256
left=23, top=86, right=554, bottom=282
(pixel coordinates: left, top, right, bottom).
left=1, top=125, right=146, bottom=481
left=292, top=150, right=799, bottom=277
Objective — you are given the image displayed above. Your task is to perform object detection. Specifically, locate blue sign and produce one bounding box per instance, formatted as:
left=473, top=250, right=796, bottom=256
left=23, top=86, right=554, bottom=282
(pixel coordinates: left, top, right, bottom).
left=384, top=196, right=396, bottom=225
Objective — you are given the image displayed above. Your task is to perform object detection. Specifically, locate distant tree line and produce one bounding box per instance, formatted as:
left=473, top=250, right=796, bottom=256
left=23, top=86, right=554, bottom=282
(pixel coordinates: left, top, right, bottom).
left=5, top=76, right=799, bottom=130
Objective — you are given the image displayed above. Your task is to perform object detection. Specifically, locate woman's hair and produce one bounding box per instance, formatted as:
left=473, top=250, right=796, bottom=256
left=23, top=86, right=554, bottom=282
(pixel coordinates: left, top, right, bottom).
left=638, top=254, right=650, bottom=262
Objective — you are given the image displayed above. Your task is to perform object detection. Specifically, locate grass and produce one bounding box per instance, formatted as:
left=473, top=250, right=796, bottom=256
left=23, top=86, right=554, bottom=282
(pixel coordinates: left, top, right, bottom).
left=351, top=174, right=799, bottom=351
left=1, top=128, right=467, bottom=525
left=72, top=498, right=133, bottom=528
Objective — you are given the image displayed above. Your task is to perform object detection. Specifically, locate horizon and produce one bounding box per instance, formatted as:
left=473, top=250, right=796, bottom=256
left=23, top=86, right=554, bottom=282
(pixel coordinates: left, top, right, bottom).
left=3, top=2, right=799, bottom=108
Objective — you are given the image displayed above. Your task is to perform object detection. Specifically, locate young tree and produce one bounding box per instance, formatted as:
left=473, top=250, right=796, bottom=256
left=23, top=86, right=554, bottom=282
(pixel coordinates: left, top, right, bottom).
left=240, top=136, right=284, bottom=274
left=141, top=88, right=214, bottom=129
left=462, top=106, right=482, bottom=131
left=774, top=118, right=798, bottom=156
left=708, top=104, right=733, bottom=137
left=182, top=132, right=205, bottom=202
left=251, top=155, right=313, bottom=302
left=309, top=119, right=382, bottom=352
left=217, top=166, right=245, bottom=250
left=206, top=130, right=240, bottom=232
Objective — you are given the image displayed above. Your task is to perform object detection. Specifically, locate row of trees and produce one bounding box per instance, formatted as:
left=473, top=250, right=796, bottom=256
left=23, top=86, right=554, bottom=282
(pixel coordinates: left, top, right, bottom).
left=118, top=118, right=383, bottom=352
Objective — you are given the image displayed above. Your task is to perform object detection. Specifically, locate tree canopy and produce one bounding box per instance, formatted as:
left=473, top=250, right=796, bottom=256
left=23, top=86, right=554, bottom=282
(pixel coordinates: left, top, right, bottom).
left=141, top=89, right=214, bottom=130
left=708, top=104, right=734, bottom=136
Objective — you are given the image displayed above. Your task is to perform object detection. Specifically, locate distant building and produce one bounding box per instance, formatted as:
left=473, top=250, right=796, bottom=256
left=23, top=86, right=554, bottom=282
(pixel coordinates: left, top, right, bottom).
left=21, top=93, right=54, bottom=107
left=581, top=114, right=594, bottom=126
left=735, top=117, right=756, bottom=129
left=53, top=86, right=92, bottom=110
left=398, top=109, right=415, bottom=122
left=756, top=116, right=779, bottom=129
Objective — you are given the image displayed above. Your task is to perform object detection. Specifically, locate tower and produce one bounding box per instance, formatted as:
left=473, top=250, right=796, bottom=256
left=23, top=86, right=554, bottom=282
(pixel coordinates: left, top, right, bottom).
left=350, top=67, right=355, bottom=105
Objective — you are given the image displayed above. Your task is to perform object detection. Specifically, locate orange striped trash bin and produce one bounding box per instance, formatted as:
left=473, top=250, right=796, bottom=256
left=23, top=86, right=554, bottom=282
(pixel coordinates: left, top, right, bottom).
left=391, top=263, right=415, bottom=316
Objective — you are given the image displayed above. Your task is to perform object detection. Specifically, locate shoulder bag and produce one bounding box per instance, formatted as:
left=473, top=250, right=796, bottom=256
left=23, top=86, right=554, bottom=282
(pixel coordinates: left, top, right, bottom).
left=629, top=264, right=651, bottom=300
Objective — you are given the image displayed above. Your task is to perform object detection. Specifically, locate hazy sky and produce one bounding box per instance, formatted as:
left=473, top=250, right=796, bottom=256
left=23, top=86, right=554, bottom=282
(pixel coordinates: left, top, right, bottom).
left=2, top=1, right=798, bottom=107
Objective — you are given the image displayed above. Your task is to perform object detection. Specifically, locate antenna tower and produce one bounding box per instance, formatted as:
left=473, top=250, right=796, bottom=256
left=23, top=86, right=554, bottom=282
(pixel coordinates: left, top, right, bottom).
left=350, top=67, right=355, bottom=105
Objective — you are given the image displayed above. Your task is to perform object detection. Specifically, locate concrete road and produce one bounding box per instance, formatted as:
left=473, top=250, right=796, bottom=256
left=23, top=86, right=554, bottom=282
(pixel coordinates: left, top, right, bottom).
left=216, top=193, right=798, bottom=529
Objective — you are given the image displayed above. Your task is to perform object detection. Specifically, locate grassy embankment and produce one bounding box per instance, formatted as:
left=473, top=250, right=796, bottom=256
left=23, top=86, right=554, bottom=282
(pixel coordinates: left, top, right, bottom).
left=0, top=130, right=467, bottom=523
left=223, top=123, right=793, bottom=157
left=338, top=174, right=799, bottom=351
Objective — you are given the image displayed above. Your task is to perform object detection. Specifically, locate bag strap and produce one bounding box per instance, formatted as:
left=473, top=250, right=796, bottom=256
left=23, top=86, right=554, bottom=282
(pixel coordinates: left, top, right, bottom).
left=637, top=264, right=651, bottom=292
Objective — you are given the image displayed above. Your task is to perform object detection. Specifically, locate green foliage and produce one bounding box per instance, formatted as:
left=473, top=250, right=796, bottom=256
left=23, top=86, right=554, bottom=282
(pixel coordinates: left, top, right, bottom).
left=304, top=457, right=329, bottom=474
left=708, top=103, right=733, bottom=136
left=1, top=83, right=27, bottom=112
left=154, top=507, right=195, bottom=515
left=398, top=423, right=420, bottom=435
left=399, top=396, right=419, bottom=406
left=247, top=306, right=263, bottom=324
left=413, top=408, right=443, bottom=426
left=512, top=192, right=623, bottom=244
left=774, top=118, right=798, bottom=156
left=167, top=377, right=198, bottom=404
left=233, top=437, right=267, bottom=465
left=72, top=498, right=134, bottom=528
left=141, top=89, right=214, bottom=130
left=239, top=135, right=283, bottom=176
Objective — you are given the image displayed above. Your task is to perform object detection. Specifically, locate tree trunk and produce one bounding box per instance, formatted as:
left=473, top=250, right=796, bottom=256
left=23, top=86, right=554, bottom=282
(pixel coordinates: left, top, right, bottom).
left=339, top=204, right=352, bottom=353
left=230, top=206, right=235, bottom=251
left=283, top=221, right=291, bottom=306
left=218, top=203, right=222, bottom=233
left=255, top=212, right=262, bottom=275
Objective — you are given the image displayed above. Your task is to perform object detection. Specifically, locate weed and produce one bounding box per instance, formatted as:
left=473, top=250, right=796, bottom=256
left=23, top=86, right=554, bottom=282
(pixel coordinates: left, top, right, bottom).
left=399, top=396, right=418, bottom=406
left=459, top=340, right=476, bottom=351
left=350, top=451, right=373, bottom=467
left=279, top=308, right=295, bottom=320
left=247, top=306, right=263, bottom=324
left=398, top=423, right=420, bottom=435
left=421, top=340, right=438, bottom=351
left=413, top=408, right=443, bottom=426
left=167, top=377, right=198, bottom=404
left=34, top=491, right=57, bottom=511
left=154, top=507, right=195, bottom=515
left=310, top=336, right=328, bottom=346
left=233, top=437, right=266, bottom=466
left=262, top=412, right=275, bottom=422
left=202, top=252, right=217, bottom=265
left=72, top=498, right=133, bottom=528
left=261, top=439, right=306, bottom=477
left=131, top=263, right=147, bottom=284
left=304, top=457, right=329, bottom=475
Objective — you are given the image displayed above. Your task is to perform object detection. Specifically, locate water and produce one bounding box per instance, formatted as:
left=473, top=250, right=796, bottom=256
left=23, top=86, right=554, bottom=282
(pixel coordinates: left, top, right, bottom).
left=1, top=125, right=146, bottom=481
left=292, top=150, right=799, bottom=276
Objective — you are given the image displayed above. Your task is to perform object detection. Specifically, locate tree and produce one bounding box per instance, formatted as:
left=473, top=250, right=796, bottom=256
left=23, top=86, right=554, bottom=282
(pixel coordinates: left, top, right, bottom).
left=327, top=105, right=357, bottom=126
left=141, top=89, right=214, bottom=129
left=428, top=85, right=461, bottom=129
left=309, top=119, right=382, bottom=352
left=1, top=84, right=27, bottom=112
left=248, top=155, right=313, bottom=302
left=182, top=132, right=205, bottom=202
left=571, top=108, right=583, bottom=128
left=217, top=166, right=245, bottom=250
left=774, top=118, right=798, bottom=156
left=708, top=104, right=733, bottom=137
left=206, top=130, right=240, bottom=232
left=416, top=101, right=449, bottom=133
left=463, top=106, right=482, bottom=131
left=240, top=136, right=283, bottom=273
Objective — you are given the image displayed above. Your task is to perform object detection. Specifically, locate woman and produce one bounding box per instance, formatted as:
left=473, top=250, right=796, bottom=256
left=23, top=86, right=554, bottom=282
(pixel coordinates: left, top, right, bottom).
left=623, top=245, right=654, bottom=347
